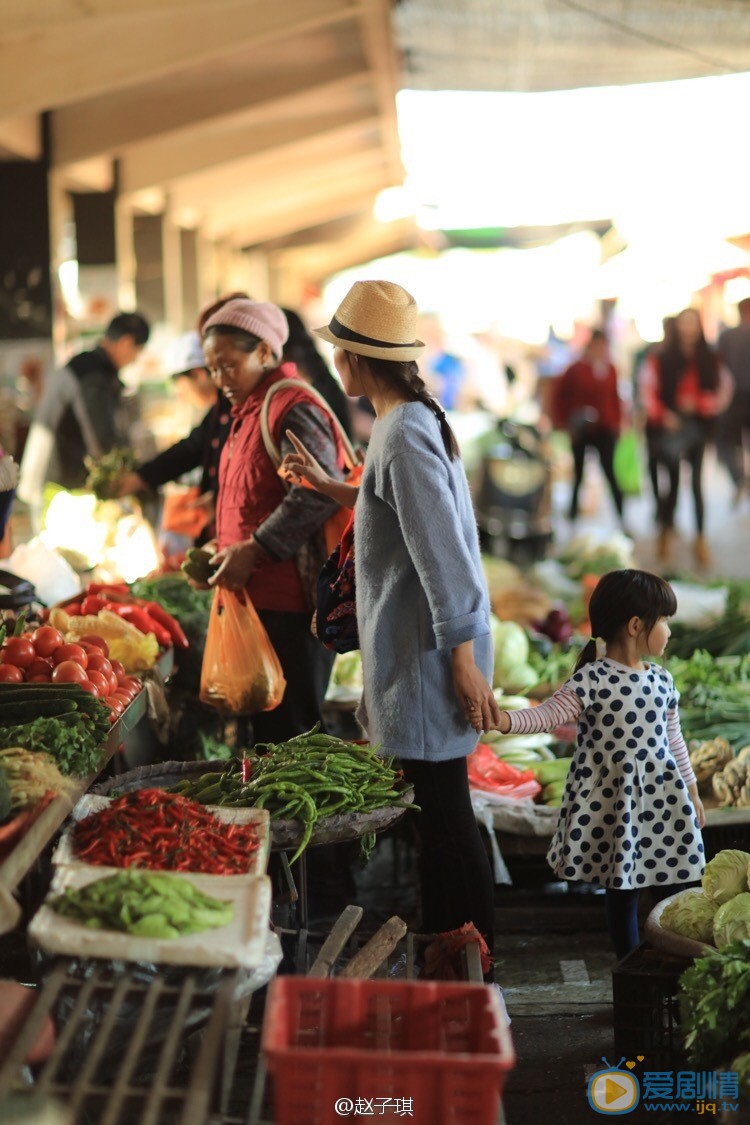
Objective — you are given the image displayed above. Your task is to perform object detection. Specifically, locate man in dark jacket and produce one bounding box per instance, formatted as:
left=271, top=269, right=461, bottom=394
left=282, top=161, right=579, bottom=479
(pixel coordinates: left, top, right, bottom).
left=115, top=331, right=231, bottom=543
left=18, top=312, right=150, bottom=506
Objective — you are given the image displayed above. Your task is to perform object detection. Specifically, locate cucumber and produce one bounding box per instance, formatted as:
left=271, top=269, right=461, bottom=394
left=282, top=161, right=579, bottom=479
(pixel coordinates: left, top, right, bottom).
left=0, top=702, right=80, bottom=723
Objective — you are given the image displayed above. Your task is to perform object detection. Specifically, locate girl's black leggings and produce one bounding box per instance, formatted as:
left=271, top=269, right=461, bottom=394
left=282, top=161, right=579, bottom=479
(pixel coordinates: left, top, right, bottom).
left=400, top=756, right=495, bottom=964
left=605, top=888, right=640, bottom=961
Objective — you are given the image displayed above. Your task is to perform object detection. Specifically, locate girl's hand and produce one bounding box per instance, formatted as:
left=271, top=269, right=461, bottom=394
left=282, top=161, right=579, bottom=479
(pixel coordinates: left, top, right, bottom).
left=451, top=642, right=501, bottom=733
left=688, top=783, right=706, bottom=829
left=281, top=430, right=332, bottom=493
left=496, top=711, right=511, bottom=735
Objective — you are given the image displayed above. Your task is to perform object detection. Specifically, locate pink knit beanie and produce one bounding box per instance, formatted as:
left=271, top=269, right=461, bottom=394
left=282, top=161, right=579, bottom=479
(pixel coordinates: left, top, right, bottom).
left=202, top=299, right=289, bottom=360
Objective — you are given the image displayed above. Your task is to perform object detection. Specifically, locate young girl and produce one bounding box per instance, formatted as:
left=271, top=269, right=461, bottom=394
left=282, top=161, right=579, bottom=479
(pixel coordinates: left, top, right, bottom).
left=495, top=569, right=705, bottom=959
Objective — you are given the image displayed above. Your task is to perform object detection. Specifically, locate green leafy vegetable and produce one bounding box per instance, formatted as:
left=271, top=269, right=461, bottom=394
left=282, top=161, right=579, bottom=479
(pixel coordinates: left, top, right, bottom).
left=0, top=712, right=108, bottom=777
left=680, top=940, right=750, bottom=1066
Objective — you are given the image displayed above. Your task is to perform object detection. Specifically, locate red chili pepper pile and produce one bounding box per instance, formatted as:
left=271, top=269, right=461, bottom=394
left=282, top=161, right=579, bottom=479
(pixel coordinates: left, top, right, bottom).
left=72, top=788, right=260, bottom=874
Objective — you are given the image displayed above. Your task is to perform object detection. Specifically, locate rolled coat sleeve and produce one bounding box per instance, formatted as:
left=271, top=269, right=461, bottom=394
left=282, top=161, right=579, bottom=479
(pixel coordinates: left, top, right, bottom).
left=383, top=450, right=489, bottom=651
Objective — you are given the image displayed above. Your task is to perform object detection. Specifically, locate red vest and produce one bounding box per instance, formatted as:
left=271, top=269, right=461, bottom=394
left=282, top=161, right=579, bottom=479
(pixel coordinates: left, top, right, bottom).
left=216, top=364, right=343, bottom=613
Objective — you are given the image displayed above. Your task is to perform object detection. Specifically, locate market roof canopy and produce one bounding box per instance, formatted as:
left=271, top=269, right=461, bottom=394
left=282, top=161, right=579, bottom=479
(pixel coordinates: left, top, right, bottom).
left=395, top=0, right=750, bottom=91
left=0, top=0, right=406, bottom=259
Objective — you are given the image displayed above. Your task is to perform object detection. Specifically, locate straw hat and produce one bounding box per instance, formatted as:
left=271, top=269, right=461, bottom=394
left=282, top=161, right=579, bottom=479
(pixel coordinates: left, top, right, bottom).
left=315, top=280, right=424, bottom=361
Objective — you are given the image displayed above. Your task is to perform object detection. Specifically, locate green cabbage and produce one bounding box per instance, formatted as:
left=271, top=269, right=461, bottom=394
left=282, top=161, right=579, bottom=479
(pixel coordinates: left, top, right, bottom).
left=713, top=894, right=750, bottom=949
left=701, top=850, right=750, bottom=906
left=660, top=892, right=717, bottom=944
left=491, top=618, right=529, bottom=673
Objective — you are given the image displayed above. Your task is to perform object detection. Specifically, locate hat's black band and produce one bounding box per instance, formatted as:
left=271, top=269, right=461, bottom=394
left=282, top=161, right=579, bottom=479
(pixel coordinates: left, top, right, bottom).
left=329, top=315, right=416, bottom=349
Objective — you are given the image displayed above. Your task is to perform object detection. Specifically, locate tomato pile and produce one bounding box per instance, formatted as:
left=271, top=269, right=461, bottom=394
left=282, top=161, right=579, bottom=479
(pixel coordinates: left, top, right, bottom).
left=0, top=627, right=143, bottom=725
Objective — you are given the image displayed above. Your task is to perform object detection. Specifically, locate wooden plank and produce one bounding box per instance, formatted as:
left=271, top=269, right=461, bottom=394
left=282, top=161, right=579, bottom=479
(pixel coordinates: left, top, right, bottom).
left=308, top=906, right=364, bottom=978
left=339, top=916, right=407, bottom=979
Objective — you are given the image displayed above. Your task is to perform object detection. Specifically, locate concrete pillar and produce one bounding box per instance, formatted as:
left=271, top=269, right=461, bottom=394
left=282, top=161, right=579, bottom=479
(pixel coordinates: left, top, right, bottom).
left=70, top=185, right=119, bottom=333
left=162, top=202, right=183, bottom=331
left=180, top=228, right=200, bottom=329
left=115, top=198, right=137, bottom=311
left=133, top=212, right=165, bottom=326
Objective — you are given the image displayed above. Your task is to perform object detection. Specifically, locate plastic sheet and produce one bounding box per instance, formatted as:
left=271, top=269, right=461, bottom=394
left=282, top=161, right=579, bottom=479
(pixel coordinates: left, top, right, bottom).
left=30, top=928, right=282, bottom=1082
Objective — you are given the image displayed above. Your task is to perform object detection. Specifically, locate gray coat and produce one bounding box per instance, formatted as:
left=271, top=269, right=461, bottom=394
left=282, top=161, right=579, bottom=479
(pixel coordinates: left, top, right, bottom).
left=355, top=402, right=492, bottom=760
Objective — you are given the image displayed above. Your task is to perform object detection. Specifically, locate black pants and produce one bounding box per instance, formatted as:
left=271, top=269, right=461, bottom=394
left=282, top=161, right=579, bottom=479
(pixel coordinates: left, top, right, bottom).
left=252, top=610, right=335, bottom=743
left=401, top=757, right=495, bottom=962
left=717, top=396, right=750, bottom=486
left=569, top=428, right=623, bottom=519
left=657, top=432, right=709, bottom=534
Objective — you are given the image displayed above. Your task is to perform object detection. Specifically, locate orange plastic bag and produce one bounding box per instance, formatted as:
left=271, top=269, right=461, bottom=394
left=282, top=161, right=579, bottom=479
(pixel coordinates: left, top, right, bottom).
left=161, top=485, right=209, bottom=538
left=200, top=589, right=286, bottom=715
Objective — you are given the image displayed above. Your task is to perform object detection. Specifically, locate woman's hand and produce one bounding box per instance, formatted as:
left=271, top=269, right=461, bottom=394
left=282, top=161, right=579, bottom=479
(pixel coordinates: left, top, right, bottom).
left=662, top=409, right=681, bottom=432
left=451, top=641, right=501, bottom=734
left=208, top=537, right=267, bottom=591
left=116, top=471, right=146, bottom=497
left=281, top=430, right=333, bottom=494
left=688, top=782, right=706, bottom=829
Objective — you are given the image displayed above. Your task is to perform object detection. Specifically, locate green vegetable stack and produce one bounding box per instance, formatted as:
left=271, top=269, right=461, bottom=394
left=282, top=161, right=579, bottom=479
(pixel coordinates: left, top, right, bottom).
left=169, top=724, right=414, bottom=863
left=181, top=548, right=215, bottom=585
left=85, top=447, right=139, bottom=501
left=50, top=870, right=234, bottom=939
left=680, top=939, right=750, bottom=1067
left=0, top=685, right=111, bottom=776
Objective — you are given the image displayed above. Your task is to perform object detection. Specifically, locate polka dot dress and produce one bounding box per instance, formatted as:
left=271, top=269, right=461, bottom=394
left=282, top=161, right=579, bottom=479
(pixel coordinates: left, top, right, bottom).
left=547, top=658, right=705, bottom=890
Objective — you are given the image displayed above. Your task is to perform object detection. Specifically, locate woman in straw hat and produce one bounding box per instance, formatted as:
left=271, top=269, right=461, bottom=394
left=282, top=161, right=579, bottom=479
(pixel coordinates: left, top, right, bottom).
left=283, top=280, right=500, bottom=968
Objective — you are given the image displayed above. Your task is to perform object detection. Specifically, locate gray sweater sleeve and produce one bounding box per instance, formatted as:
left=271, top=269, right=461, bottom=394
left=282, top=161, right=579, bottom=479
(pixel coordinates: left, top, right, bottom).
left=383, top=450, right=490, bottom=651
left=253, top=402, right=341, bottom=561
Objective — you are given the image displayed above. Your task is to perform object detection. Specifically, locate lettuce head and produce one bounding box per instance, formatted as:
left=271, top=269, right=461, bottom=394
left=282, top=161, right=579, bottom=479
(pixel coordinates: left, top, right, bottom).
left=660, top=892, right=717, bottom=944
left=701, top=850, right=750, bottom=906
left=713, top=894, right=750, bottom=949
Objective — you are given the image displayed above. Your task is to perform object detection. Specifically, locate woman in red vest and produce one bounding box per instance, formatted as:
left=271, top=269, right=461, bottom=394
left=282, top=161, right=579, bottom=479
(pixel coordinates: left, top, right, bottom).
left=641, top=307, right=733, bottom=567
left=552, top=329, right=624, bottom=522
left=201, top=298, right=344, bottom=742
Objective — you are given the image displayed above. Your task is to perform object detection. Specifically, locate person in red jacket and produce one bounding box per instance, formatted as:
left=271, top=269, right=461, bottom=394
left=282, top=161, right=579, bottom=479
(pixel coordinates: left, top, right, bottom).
left=199, top=298, right=345, bottom=742
left=553, top=329, right=623, bottom=522
left=641, top=307, right=733, bottom=567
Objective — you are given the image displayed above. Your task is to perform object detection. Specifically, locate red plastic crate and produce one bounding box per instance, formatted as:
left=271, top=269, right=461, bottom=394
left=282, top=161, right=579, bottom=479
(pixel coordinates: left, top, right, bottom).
left=262, top=977, right=514, bottom=1125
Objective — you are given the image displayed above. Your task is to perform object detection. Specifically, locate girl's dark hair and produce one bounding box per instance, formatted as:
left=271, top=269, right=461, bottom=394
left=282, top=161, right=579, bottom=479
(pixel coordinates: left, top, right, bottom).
left=574, top=569, right=677, bottom=672
left=658, top=309, right=718, bottom=409
left=203, top=325, right=277, bottom=363
left=354, top=355, right=460, bottom=460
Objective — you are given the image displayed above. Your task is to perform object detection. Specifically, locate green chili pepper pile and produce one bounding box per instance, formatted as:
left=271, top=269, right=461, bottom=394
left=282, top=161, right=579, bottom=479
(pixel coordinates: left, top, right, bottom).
left=168, top=725, right=415, bottom=864
left=50, top=870, right=234, bottom=939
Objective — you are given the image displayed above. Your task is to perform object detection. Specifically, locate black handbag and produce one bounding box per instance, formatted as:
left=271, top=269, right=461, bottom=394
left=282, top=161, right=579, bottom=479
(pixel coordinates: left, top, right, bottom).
left=313, top=513, right=358, bottom=654
left=0, top=569, right=36, bottom=611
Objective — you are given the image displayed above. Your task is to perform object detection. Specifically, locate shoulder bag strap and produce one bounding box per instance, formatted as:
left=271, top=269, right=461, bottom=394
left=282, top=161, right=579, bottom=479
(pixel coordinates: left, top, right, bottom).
left=260, top=377, right=360, bottom=473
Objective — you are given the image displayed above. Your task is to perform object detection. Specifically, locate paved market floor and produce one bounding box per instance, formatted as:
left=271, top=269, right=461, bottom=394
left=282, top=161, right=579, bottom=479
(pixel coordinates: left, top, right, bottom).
left=554, top=448, right=749, bottom=579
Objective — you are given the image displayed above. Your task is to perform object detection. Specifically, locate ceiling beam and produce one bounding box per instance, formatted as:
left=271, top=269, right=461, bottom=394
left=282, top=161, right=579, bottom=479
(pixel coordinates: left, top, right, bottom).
left=165, top=139, right=385, bottom=213
left=1, top=0, right=360, bottom=118
left=356, top=0, right=404, bottom=182
left=120, top=108, right=380, bottom=194
left=274, top=215, right=417, bottom=280
left=227, top=175, right=393, bottom=246
left=53, top=59, right=368, bottom=165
